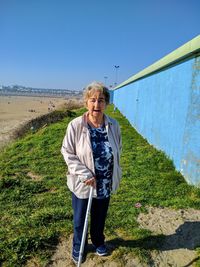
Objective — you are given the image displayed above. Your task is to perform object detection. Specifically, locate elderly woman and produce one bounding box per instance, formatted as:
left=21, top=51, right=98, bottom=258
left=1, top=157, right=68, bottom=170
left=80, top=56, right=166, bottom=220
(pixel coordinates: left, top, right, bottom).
left=61, top=81, right=122, bottom=263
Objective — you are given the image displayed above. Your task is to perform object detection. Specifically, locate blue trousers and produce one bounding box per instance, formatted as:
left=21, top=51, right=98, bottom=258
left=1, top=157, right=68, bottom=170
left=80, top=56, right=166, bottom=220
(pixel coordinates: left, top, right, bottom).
left=72, top=193, right=110, bottom=254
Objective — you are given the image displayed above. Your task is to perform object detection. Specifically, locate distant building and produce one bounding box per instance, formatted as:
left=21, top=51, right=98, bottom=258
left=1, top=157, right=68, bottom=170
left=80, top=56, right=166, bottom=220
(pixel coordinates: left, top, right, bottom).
left=0, top=84, right=83, bottom=98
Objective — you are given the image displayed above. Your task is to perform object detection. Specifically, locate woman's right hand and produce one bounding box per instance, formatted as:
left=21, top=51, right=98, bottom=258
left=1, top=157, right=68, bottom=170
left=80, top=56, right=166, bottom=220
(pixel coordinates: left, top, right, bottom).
left=84, top=177, right=96, bottom=188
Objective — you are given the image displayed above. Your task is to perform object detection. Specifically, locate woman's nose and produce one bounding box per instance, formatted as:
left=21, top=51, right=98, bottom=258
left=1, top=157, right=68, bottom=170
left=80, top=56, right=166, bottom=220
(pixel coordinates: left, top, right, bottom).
left=94, top=100, right=100, bottom=108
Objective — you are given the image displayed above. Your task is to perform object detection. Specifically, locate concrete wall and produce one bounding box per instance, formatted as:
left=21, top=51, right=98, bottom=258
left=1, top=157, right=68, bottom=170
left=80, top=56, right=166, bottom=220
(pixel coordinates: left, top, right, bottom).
left=112, top=36, right=200, bottom=185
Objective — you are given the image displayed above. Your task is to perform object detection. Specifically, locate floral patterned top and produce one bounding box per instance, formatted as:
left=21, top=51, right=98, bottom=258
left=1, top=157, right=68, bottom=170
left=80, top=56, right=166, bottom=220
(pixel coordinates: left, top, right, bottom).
left=88, top=123, right=113, bottom=199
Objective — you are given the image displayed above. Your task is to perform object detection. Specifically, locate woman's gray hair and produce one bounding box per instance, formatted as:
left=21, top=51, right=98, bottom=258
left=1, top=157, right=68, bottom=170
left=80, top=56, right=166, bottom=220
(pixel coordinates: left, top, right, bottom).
left=83, top=81, right=110, bottom=105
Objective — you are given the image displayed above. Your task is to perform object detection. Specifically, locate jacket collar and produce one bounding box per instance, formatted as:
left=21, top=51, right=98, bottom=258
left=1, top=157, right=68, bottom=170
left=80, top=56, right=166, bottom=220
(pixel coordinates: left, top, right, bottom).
left=82, top=111, right=112, bottom=128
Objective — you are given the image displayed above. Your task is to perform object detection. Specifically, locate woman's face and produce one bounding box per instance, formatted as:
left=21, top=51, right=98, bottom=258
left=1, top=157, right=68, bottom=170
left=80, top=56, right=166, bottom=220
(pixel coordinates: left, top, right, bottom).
left=86, top=90, right=106, bottom=119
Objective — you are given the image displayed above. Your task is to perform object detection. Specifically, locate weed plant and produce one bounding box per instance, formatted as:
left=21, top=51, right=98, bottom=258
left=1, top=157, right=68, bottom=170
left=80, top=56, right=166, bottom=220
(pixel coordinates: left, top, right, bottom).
left=0, top=105, right=200, bottom=266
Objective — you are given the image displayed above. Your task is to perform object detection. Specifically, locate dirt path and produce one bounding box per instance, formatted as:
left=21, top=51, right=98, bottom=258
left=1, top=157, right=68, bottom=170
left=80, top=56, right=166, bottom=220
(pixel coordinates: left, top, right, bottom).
left=44, top=207, right=200, bottom=267
left=45, top=235, right=143, bottom=267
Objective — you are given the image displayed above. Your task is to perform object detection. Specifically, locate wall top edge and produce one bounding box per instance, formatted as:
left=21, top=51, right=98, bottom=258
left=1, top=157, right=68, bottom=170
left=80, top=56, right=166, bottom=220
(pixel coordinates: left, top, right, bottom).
left=112, top=35, right=200, bottom=91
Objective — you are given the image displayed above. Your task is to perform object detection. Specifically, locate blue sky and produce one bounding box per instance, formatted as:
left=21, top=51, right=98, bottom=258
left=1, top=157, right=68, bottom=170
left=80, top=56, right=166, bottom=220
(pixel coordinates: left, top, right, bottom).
left=0, top=0, right=199, bottom=90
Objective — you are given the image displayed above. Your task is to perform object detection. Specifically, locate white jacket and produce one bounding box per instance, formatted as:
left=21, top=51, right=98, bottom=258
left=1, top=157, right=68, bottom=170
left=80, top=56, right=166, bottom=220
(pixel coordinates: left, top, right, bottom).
left=61, top=112, right=122, bottom=199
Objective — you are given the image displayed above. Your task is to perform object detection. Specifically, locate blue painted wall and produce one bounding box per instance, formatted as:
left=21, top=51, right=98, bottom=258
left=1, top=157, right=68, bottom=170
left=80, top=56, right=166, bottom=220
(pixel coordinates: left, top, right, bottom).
left=113, top=55, right=200, bottom=185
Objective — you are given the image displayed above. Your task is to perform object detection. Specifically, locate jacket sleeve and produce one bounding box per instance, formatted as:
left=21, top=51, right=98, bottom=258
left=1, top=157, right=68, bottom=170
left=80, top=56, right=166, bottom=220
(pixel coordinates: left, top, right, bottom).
left=61, top=121, right=94, bottom=181
left=116, top=121, right=122, bottom=155
left=119, top=124, right=122, bottom=154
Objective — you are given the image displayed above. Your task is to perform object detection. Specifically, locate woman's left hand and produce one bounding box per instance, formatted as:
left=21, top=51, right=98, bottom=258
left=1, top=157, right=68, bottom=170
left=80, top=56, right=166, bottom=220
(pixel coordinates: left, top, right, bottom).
left=84, top=177, right=96, bottom=188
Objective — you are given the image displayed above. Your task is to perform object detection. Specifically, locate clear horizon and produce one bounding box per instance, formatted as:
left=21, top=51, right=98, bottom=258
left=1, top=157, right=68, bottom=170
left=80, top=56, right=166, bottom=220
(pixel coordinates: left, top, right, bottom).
left=1, top=0, right=199, bottom=90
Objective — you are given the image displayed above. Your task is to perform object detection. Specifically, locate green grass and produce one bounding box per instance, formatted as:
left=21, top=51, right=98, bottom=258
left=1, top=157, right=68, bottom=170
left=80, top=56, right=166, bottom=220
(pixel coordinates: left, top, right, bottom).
left=0, top=105, right=200, bottom=266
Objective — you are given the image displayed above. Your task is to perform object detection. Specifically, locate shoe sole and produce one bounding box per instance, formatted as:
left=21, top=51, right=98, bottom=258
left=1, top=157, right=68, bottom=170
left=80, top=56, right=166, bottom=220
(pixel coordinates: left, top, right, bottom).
left=72, top=258, right=78, bottom=264
left=96, top=251, right=108, bottom=256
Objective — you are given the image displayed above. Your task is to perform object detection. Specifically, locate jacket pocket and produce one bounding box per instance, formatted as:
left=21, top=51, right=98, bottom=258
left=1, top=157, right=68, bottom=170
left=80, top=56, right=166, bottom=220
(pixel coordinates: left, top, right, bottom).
left=67, top=173, right=90, bottom=198
left=67, top=173, right=79, bottom=192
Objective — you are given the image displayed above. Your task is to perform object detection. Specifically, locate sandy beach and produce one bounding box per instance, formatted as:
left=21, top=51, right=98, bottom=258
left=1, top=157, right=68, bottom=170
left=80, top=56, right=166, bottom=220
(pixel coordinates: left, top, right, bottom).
left=0, top=95, right=67, bottom=148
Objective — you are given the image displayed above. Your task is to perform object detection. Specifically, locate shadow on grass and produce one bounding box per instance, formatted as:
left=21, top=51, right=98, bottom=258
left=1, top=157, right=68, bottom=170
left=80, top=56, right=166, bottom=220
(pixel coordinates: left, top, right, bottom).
left=107, top=221, right=200, bottom=251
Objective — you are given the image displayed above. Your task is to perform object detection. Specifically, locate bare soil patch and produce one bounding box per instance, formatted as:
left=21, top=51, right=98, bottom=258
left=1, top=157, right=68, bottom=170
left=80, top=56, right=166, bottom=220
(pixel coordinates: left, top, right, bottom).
left=43, top=207, right=200, bottom=267
left=137, top=207, right=200, bottom=267
left=27, top=172, right=43, bottom=181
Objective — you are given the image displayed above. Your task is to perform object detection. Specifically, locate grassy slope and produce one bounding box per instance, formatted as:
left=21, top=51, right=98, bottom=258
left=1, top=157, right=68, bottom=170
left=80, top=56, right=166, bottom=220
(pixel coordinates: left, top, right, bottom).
left=0, top=106, right=200, bottom=266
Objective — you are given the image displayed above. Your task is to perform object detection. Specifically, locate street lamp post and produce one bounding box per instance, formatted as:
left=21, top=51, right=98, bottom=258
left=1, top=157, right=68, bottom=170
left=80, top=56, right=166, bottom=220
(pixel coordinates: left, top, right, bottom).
left=114, top=65, right=119, bottom=86
left=104, top=76, right=108, bottom=85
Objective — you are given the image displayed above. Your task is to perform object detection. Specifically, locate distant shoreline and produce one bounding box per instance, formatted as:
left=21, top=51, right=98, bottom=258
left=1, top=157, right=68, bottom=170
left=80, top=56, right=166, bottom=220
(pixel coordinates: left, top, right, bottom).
left=0, top=92, right=82, bottom=98
left=0, top=85, right=83, bottom=99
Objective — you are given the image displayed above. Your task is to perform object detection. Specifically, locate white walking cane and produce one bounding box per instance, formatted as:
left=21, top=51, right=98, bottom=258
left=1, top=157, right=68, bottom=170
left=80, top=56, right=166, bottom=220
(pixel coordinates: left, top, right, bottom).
left=77, top=186, right=93, bottom=267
